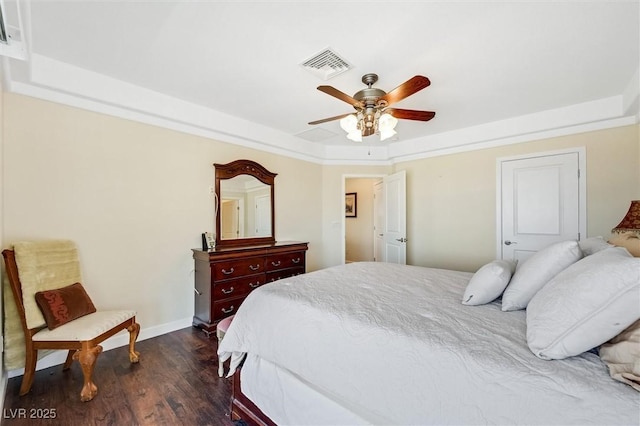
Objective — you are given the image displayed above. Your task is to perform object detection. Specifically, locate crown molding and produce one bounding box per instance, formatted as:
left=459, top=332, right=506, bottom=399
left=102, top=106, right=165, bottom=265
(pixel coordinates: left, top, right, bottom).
left=4, top=55, right=639, bottom=166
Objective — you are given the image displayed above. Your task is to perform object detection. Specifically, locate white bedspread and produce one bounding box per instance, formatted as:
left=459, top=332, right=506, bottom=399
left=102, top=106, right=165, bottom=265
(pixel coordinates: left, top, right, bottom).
left=218, top=262, right=640, bottom=425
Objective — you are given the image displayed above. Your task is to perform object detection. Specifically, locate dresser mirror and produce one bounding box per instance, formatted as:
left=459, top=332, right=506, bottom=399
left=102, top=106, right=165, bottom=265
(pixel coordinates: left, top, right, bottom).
left=214, top=159, right=276, bottom=248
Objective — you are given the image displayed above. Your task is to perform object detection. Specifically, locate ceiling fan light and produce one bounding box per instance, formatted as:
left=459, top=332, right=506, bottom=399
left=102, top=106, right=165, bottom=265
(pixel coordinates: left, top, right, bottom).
left=347, top=130, right=362, bottom=142
left=309, top=73, right=433, bottom=144
left=378, top=113, right=398, bottom=131
left=379, top=128, right=397, bottom=141
left=340, top=114, right=358, bottom=133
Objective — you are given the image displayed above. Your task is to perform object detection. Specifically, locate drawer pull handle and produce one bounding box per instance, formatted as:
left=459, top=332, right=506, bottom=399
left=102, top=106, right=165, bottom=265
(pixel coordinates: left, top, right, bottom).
left=221, top=286, right=234, bottom=294
left=221, top=306, right=235, bottom=314
left=271, top=261, right=281, bottom=267
left=221, top=267, right=235, bottom=275
left=249, top=264, right=260, bottom=271
left=292, top=258, right=301, bottom=264
left=249, top=282, right=260, bottom=288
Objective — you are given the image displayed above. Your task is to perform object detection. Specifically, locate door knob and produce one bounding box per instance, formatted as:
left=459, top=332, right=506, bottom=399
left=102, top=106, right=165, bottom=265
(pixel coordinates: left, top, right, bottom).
left=504, top=240, right=517, bottom=246
left=396, top=237, right=407, bottom=243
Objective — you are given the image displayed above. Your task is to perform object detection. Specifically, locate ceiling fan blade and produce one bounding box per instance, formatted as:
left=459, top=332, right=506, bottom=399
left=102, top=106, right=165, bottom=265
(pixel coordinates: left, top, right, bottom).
left=317, top=85, right=363, bottom=107
left=308, top=112, right=353, bottom=125
left=386, top=108, right=436, bottom=121
left=379, top=76, right=431, bottom=106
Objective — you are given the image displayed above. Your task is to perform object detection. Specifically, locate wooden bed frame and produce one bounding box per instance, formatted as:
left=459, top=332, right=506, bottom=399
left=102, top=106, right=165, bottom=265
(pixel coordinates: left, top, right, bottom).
left=231, top=368, right=276, bottom=426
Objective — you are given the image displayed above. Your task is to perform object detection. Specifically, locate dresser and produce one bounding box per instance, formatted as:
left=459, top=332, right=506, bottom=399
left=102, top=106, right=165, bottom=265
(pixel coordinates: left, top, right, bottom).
left=192, top=241, right=308, bottom=336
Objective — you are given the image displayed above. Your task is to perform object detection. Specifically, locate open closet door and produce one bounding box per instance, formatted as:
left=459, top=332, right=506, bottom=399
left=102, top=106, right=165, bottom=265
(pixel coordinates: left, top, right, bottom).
left=381, top=170, right=407, bottom=264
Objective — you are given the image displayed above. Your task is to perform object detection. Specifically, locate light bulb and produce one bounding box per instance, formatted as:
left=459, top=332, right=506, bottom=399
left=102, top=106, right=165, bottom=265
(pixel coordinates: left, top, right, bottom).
left=378, top=113, right=398, bottom=141
left=340, top=114, right=358, bottom=133
left=379, top=128, right=396, bottom=141
left=378, top=113, right=398, bottom=131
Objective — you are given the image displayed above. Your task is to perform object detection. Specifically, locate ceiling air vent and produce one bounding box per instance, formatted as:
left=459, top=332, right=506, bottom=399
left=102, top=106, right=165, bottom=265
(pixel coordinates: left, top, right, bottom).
left=0, top=0, right=26, bottom=60
left=300, top=48, right=353, bottom=80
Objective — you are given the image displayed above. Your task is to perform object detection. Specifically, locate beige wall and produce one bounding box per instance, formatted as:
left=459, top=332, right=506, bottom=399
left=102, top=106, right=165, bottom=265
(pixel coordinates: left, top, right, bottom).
left=396, top=125, right=640, bottom=272
left=2, top=93, right=323, bottom=336
left=2, top=92, right=639, bottom=348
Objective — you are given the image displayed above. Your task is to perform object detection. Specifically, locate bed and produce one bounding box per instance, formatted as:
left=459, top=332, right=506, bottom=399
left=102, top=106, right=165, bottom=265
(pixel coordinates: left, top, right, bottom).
left=218, top=241, right=640, bottom=425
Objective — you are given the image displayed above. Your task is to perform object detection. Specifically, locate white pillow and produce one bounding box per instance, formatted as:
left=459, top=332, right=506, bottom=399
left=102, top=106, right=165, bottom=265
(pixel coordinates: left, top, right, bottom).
left=527, top=247, right=640, bottom=360
left=578, top=236, right=612, bottom=256
left=501, top=240, right=582, bottom=311
left=462, top=260, right=516, bottom=306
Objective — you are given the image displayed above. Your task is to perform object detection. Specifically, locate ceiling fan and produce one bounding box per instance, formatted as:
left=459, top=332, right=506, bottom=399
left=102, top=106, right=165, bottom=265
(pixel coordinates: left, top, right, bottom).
left=308, top=73, right=435, bottom=141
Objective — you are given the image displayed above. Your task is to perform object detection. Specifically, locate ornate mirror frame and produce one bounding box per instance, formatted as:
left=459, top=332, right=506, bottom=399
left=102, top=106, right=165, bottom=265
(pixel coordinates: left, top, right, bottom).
left=214, top=159, right=277, bottom=248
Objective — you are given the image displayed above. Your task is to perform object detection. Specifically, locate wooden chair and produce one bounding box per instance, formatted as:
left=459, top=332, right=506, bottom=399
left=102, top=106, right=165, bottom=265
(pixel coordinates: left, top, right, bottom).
left=2, top=248, right=140, bottom=402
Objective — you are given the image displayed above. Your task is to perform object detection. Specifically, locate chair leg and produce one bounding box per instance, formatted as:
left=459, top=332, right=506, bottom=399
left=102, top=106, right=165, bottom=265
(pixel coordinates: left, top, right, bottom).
left=19, top=348, right=38, bottom=396
left=63, top=350, right=75, bottom=371
left=73, top=343, right=103, bottom=402
left=127, top=322, right=141, bottom=363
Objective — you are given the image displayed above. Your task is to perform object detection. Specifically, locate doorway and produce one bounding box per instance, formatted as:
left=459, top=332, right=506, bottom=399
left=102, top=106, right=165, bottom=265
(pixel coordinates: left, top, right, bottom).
left=344, top=171, right=407, bottom=264
left=220, top=198, right=243, bottom=239
left=345, top=177, right=381, bottom=263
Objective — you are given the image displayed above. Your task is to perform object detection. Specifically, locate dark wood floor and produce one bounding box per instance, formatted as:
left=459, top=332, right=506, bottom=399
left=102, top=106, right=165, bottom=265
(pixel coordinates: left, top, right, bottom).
left=2, top=327, right=236, bottom=426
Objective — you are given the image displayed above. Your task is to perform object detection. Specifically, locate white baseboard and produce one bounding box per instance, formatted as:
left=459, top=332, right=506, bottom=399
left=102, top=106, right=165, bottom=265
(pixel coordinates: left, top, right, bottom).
left=7, top=316, right=193, bottom=379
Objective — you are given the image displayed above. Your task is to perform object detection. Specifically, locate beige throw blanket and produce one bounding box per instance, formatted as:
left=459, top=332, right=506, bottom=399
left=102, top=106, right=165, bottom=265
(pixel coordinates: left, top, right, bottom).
left=600, top=319, right=640, bottom=391
left=4, top=240, right=82, bottom=370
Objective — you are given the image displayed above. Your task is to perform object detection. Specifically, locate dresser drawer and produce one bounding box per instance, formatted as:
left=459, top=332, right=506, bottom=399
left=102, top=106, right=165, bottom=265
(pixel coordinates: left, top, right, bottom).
left=266, top=251, right=305, bottom=272
left=267, top=266, right=305, bottom=283
left=213, top=274, right=265, bottom=300
left=212, top=296, right=245, bottom=322
left=213, top=257, right=265, bottom=280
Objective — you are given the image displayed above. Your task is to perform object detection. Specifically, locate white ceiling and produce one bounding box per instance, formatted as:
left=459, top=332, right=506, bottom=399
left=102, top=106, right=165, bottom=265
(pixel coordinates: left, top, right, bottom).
left=2, top=1, right=639, bottom=164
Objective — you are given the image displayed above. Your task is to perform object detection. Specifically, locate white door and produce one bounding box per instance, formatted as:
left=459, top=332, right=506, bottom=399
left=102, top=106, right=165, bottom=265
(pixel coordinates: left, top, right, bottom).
left=254, top=195, right=271, bottom=236
left=499, top=151, right=582, bottom=263
left=382, top=171, right=407, bottom=264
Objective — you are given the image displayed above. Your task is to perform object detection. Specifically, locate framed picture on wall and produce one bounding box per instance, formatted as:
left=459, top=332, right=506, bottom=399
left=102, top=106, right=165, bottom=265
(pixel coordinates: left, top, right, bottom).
left=345, top=192, right=357, bottom=218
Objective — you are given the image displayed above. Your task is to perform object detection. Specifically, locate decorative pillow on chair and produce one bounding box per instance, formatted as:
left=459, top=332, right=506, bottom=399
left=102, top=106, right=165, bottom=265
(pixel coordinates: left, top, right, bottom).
left=526, top=247, right=640, bottom=360
left=35, top=282, right=97, bottom=330
left=501, top=240, right=583, bottom=311
left=462, top=259, right=517, bottom=306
